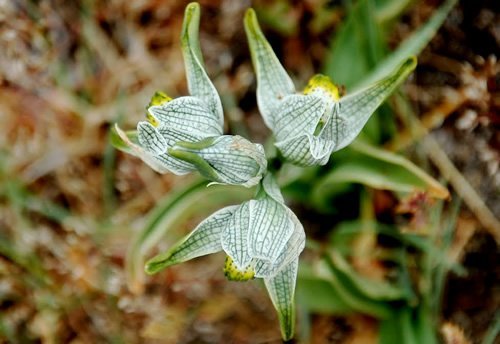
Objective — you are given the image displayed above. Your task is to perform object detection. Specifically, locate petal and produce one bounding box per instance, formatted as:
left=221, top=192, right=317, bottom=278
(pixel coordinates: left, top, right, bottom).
left=149, top=153, right=195, bottom=175
left=336, top=56, right=417, bottom=151
left=273, top=94, right=347, bottom=167
left=169, top=135, right=267, bottom=187
left=156, top=126, right=201, bottom=147
left=223, top=255, right=255, bottom=281
left=137, top=121, right=168, bottom=155
left=113, top=124, right=172, bottom=174
left=181, top=3, right=223, bottom=127
left=221, top=202, right=252, bottom=270
left=148, top=96, right=222, bottom=137
left=308, top=101, right=346, bottom=160
left=144, top=205, right=238, bottom=274
left=273, top=94, right=327, bottom=141
left=117, top=123, right=196, bottom=175
left=244, top=9, right=295, bottom=129
left=248, top=198, right=294, bottom=263
left=110, top=124, right=141, bottom=156
left=264, top=259, right=299, bottom=341
left=153, top=127, right=201, bottom=175
left=275, top=135, right=330, bottom=166
left=254, top=208, right=305, bottom=278
left=261, top=173, right=285, bottom=204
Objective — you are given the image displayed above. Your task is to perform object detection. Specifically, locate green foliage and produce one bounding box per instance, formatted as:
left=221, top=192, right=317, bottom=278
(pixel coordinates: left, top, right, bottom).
left=325, top=0, right=387, bottom=89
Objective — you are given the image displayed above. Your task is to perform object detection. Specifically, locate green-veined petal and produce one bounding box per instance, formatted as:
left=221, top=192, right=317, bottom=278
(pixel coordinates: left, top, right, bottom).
left=335, top=56, right=417, bottom=151
left=255, top=208, right=305, bottom=278
left=156, top=126, right=201, bottom=147
left=181, top=3, right=223, bottom=126
left=114, top=124, right=196, bottom=175
left=261, top=173, right=285, bottom=204
left=273, top=95, right=327, bottom=141
left=264, top=259, right=299, bottom=341
left=149, top=153, right=195, bottom=175
left=248, top=198, right=294, bottom=263
left=275, top=134, right=330, bottom=166
left=144, top=205, right=238, bottom=274
left=137, top=121, right=168, bottom=155
left=113, top=124, right=172, bottom=174
left=169, top=135, right=267, bottom=187
left=221, top=202, right=252, bottom=270
left=148, top=96, right=223, bottom=137
left=244, top=9, right=295, bottom=129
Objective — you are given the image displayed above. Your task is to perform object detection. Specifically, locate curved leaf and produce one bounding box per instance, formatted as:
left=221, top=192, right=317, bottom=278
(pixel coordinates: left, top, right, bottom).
left=355, top=0, right=458, bottom=90
left=312, top=141, right=449, bottom=207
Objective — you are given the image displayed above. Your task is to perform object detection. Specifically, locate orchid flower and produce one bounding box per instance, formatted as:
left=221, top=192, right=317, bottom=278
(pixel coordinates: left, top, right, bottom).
left=145, top=174, right=306, bottom=340
left=111, top=3, right=266, bottom=187
left=244, top=9, right=417, bottom=166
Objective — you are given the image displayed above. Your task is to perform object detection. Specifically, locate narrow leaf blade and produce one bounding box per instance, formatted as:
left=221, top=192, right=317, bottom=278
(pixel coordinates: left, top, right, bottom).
left=356, top=0, right=458, bottom=90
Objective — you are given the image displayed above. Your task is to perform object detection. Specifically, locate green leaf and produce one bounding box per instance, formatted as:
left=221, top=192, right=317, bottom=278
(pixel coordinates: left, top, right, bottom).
left=351, top=140, right=449, bottom=198
left=482, top=311, right=500, bottom=344
left=126, top=179, right=253, bottom=293
left=264, top=260, right=299, bottom=341
left=244, top=8, right=295, bottom=129
left=374, top=0, right=412, bottom=23
left=324, top=0, right=387, bottom=89
left=297, top=267, right=353, bottom=314
left=379, top=304, right=439, bottom=344
left=379, top=307, right=418, bottom=344
left=312, top=140, right=449, bottom=208
left=319, top=259, right=393, bottom=318
left=323, top=0, right=389, bottom=142
left=181, top=2, right=223, bottom=125
left=356, top=0, right=458, bottom=90
left=328, top=251, right=406, bottom=301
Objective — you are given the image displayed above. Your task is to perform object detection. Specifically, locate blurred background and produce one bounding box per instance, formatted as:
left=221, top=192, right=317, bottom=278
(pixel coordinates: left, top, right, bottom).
left=0, top=0, right=498, bottom=343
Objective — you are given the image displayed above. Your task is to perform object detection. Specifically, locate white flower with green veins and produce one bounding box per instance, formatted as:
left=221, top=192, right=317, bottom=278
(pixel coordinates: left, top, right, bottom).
left=145, top=174, right=305, bottom=341
left=112, top=3, right=266, bottom=187
left=244, top=9, right=417, bottom=166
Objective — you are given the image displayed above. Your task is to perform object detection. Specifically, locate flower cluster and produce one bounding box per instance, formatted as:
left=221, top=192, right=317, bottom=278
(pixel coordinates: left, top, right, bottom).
left=145, top=174, right=305, bottom=339
left=244, top=9, right=416, bottom=166
left=113, top=4, right=266, bottom=187
left=112, top=2, right=416, bottom=340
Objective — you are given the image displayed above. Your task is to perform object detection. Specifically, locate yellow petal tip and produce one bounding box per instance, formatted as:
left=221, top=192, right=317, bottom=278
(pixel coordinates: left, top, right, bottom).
left=303, top=74, right=340, bottom=101
left=223, top=256, right=255, bottom=282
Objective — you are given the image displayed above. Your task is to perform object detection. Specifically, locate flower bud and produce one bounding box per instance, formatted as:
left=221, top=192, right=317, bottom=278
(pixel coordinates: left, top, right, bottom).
left=169, top=135, right=267, bottom=187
